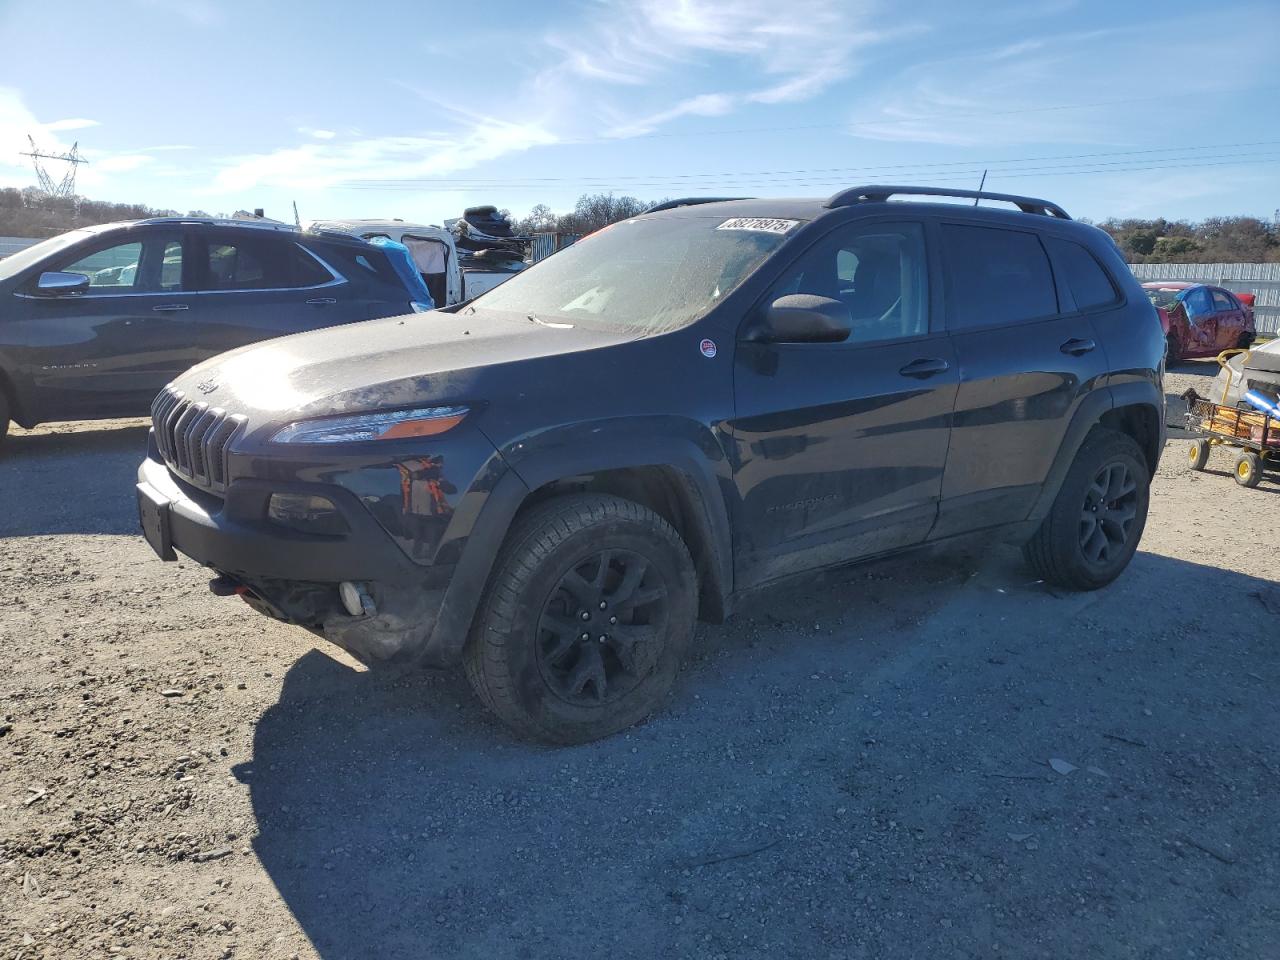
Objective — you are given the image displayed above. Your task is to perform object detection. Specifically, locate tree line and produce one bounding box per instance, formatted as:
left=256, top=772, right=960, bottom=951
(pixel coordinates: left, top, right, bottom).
left=5, top=185, right=1277, bottom=263
left=509, top=194, right=664, bottom=237
left=514, top=195, right=1280, bottom=264
left=1092, top=216, right=1279, bottom=264
left=0, top=186, right=193, bottom=238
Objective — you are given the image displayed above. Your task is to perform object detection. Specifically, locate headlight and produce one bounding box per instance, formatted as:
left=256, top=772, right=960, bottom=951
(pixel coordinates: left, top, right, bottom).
left=270, top=405, right=469, bottom=444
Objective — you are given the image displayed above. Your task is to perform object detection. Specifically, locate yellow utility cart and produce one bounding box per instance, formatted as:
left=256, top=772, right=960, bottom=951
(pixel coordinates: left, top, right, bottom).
left=1184, top=348, right=1280, bottom=488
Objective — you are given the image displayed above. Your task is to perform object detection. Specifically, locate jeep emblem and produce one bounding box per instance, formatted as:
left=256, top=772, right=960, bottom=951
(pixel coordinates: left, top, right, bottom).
left=196, top=379, right=219, bottom=395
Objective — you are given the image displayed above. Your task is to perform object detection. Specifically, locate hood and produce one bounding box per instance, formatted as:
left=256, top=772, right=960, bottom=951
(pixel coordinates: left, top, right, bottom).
left=171, top=308, right=630, bottom=429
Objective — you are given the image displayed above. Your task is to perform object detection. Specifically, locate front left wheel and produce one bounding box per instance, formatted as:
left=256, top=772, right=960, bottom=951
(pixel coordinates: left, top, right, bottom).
left=1187, top=438, right=1211, bottom=471
left=464, top=494, right=697, bottom=744
left=1023, top=429, right=1151, bottom=591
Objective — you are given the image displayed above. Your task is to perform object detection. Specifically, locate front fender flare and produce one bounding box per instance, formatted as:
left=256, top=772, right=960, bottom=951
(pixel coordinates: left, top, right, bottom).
left=422, top=425, right=733, bottom=666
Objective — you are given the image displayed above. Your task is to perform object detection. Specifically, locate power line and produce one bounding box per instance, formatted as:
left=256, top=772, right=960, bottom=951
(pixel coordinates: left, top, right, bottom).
left=340, top=153, right=1280, bottom=193
left=555, top=86, right=1280, bottom=144
left=344, top=140, right=1280, bottom=187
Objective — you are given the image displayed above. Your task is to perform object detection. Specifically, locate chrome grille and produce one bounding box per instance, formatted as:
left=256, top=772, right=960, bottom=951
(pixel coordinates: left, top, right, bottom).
left=151, top=387, right=246, bottom=493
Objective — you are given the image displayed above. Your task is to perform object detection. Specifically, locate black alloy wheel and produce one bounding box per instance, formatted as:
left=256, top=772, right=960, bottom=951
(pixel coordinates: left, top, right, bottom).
left=1078, top=461, right=1140, bottom=565
left=536, top=549, right=669, bottom=706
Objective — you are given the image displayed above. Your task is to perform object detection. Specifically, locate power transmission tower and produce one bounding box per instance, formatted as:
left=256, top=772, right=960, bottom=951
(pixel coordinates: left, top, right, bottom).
left=20, top=135, right=88, bottom=213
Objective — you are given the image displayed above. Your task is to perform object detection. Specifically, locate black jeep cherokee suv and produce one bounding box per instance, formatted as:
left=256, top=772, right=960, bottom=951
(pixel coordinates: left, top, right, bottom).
left=136, top=185, right=1164, bottom=744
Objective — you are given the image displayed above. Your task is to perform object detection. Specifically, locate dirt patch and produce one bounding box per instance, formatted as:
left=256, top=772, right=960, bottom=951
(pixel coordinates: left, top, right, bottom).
left=2, top=365, right=1278, bottom=959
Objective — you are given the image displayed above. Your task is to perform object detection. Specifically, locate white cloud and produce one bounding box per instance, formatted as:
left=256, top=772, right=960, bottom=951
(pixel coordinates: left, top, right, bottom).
left=212, top=118, right=559, bottom=193
left=0, top=88, right=91, bottom=181
left=605, top=93, right=735, bottom=138
left=850, top=10, right=1280, bottom=147
left=548, top=0, right=887, bottom=116
left=45, top=118, right=100, bottom=133
left=298, top=127, right=337, bottom=140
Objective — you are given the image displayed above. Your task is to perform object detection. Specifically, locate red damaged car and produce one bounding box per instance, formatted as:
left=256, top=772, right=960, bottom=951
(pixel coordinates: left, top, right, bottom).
left=1142, top=281, right=1255, bottom=362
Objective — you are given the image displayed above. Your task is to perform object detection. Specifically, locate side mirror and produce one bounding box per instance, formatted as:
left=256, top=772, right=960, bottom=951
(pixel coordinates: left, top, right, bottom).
left=747, top=294, right=851, bottom=344
left=36, top=271, right=90, bottom=297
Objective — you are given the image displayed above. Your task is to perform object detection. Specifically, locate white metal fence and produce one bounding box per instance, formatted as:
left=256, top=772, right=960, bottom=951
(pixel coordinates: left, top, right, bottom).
left=1127, top=262, right=1280, bottom=335
left=530, top=232, right=581, bottom=262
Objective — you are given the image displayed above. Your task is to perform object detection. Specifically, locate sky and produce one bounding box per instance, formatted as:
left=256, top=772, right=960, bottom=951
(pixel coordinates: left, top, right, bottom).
left=0, top=0, right=1277, bottom=227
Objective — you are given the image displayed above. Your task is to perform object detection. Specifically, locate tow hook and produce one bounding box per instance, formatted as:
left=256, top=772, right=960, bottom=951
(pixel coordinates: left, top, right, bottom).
left=338, top=581, right=377, bottom=618
left=208, top=574, right=241, bottom=597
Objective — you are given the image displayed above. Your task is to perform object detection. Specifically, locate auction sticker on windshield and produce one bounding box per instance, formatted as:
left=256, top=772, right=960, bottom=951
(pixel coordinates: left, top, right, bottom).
left=716, top=218, right=799, bottom=234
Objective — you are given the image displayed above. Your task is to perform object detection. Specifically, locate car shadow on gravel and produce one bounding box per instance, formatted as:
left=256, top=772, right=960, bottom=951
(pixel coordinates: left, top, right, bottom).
left=0, top=424, right=149, bottom=536
left=239, top=547, right=1280, bottom=960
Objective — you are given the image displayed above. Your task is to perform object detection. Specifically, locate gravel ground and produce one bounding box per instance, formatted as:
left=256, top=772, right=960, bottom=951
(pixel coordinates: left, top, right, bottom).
left=2, top=358, right=1278, bottom=960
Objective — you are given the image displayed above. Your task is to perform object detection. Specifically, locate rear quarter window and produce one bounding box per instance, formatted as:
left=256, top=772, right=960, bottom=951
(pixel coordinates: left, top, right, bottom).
left=1044, top=237, right=1119, bottom=311
left=941, top=224, right=1057, bottom=330
left=317, top=244, right=400, bottom=288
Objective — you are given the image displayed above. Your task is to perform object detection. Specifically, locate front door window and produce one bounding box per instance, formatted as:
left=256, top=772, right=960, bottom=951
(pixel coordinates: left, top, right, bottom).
left=61, top=241, right=145, bottom=291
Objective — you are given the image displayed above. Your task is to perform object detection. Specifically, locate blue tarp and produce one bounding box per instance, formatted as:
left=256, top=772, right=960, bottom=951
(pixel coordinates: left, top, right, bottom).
left=366, top=236, right=435, bottom=309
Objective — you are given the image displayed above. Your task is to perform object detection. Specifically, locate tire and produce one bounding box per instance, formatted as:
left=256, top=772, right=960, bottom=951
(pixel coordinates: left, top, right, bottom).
left=1165, top=333, right=1182, bottom=364
left=464, top=493, right=697, bottom=744
left=1233, top=451, right=1262, bottom=488
left=1023, top=428, right=1151, bottom=591
left=1238, top=331, right=1255, bottom=350
left=0, top=387, right=9, bottom=450
left=1187, top=438, right=1211, bottom=471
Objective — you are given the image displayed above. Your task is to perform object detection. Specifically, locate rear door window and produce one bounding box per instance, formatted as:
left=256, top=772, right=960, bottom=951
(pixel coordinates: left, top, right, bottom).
left=1211, top=289, right=1237, bottom=312
left=200, top=234, right=318, bottom=291
left=205, top=237, right=275, bottom=290
left=1044, top=237, right=1117, bottom=311
left=941, top=224, right=1057, bottom=329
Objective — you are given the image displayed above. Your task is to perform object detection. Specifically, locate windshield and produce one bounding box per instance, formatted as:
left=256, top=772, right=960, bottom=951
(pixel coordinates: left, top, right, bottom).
left=1144, top=286, right=1186, bottom=309
left=0, top=230, right=92, bottom=282
left=470, top=214, right=799, bottom=335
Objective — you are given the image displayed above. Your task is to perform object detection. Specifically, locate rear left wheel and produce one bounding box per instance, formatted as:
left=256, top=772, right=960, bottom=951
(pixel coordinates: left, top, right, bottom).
left=464, top=494, right=697, bottom=744
left=1023, top=429, right=1150, bottom=591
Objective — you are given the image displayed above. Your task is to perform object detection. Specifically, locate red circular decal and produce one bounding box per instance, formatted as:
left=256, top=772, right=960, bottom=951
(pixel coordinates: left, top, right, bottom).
left=700, top=338, right=717, bottom=358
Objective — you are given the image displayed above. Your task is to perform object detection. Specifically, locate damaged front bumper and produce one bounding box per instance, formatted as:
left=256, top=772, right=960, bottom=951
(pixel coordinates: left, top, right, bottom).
left=136, top=454, right=458, bottom=667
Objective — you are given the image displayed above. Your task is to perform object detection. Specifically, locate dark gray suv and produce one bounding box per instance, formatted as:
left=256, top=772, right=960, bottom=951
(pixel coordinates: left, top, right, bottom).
left=137, top=186, right=1166, bottom=744
left=0, top=217, right=428, bottom=442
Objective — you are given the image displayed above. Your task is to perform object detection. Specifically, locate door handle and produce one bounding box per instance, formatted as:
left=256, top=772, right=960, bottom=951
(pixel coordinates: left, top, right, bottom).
left=306, top=297, right=338, bottom=306
left=152, top=303, right=189, bottom=312
left=1060, top=337, right=1096, bottom=356
left=898, top=357, right=950, bottom=378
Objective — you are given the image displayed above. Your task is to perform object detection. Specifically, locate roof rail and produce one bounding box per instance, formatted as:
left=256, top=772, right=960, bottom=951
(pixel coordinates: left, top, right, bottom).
left=134, top=216, right=299, bottom=232
left=645, top=196, right=750, bottom=214
left=824, top=185, right=1071, bottom=220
